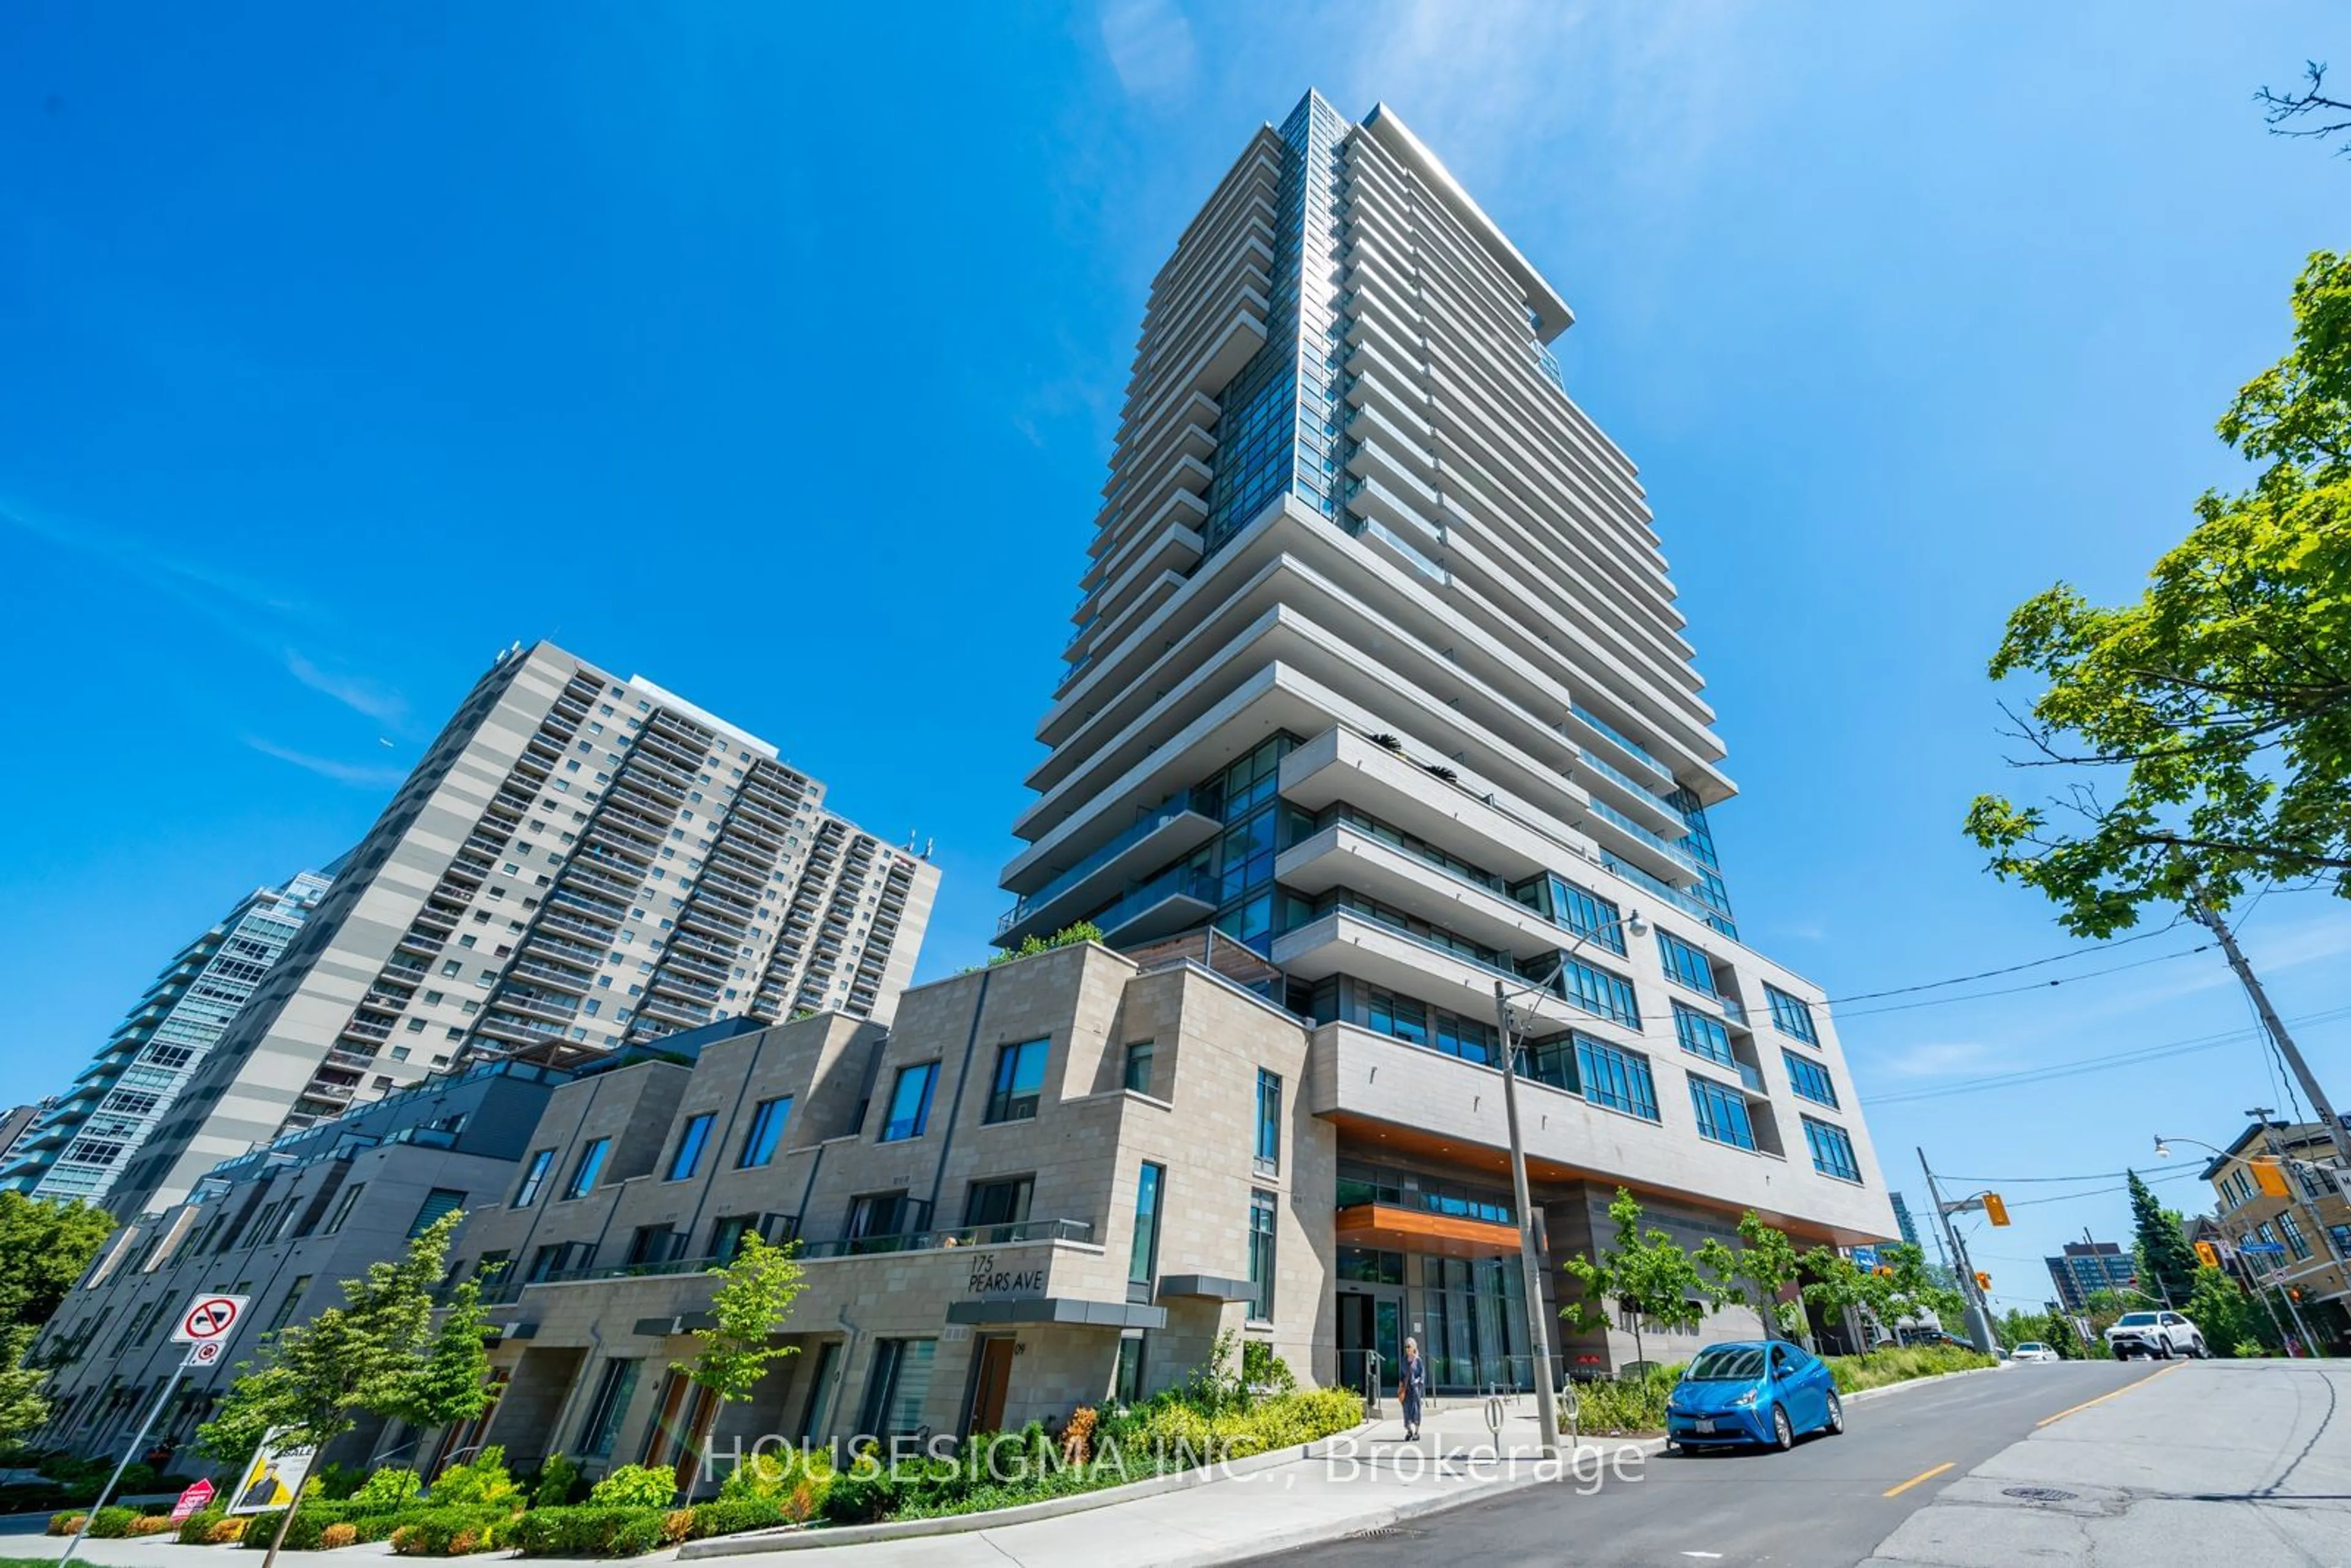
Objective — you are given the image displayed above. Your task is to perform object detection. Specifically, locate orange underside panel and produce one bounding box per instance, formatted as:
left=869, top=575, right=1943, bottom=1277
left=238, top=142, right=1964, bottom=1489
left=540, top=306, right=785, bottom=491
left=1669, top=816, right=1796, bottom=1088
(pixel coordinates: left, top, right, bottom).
left=1336, top=1202, right=1521, bottom=1257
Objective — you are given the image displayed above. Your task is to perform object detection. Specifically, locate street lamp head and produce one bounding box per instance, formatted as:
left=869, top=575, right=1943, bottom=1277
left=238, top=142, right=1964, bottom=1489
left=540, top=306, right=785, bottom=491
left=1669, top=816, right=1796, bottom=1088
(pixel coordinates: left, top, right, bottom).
left=1624, top=909, right=1649, bottom=940
left=2154, top=1137, right=2172, bottom=1159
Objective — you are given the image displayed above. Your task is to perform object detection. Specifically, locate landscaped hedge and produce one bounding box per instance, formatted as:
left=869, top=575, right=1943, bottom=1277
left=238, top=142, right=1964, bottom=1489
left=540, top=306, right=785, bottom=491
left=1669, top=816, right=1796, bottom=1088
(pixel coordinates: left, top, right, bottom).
left=388, top=1507, right=522, bottom=1556
left=176, top=1510, right=247, bottom=1545
left=512, top=1506, right=672, bottom=1558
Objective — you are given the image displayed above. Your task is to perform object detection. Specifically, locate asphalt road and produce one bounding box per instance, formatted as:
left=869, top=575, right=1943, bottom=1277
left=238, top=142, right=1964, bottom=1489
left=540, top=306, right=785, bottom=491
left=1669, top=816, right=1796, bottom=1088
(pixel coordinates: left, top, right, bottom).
left=1254, top=1361, right=2158, bottom=1567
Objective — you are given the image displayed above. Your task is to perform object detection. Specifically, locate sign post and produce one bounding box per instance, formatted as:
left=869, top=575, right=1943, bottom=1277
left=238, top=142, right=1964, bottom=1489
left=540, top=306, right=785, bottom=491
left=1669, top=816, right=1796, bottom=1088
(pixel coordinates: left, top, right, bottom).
left=61, top=1294, right=251, bottom=1566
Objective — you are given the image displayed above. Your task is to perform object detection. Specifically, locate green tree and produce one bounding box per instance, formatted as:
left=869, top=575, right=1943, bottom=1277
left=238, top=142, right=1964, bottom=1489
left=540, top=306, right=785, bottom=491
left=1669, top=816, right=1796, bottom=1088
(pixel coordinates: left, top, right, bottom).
left=0, top=1192, right=116, bottom=1440
left=1880, top=1244, right=1967, bottom=1328
left=1704, top=1211, right=1806, bottom=1340
left=672, top=1232, right=808, bottom=1492
left=381, top=1274, right=495, bottom=1431
left=1561, top=1188, right=1727, bottom=1367
left=2183, top=1264, right=2263, bottom=1356
left=2079, top=1288, right=2127, bottom=1355
left=2126, top=1172, right=2200, bottom=1307
left=197, top=1213, right=468, bottom=1568
left=1965, top=252, right=2351, bottom=934
left=1796, top=1247, right=1881, bottom=1345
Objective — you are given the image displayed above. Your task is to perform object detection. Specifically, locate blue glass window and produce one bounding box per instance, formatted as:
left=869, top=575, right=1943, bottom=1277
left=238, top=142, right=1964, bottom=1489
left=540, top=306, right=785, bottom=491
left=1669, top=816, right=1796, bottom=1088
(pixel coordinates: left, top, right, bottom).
left=1766, top=985, right=1820, bottom=1045
left=1255, top=1070, right=1282, bottom=1174
left=986, top=1041, right=1049, bottom=1125
left=1689, top=1077, right=1757, bottom=1150
left=1673, top=1002, right=1735, bottom=1067
left=1655, top=930, right=1718, bottom=996
left=1782, top=1052, right=1839, bottom=1109
left=880, top=1062, right=939, bottom=1142
left=513, top=1149, right=554, bottom=1208
left=1575, top=1037, right=1659, bottom=1122
left=738, top=1098, right=792, bottom=1168
left=1551, top=878, right=1626, bottom=954
left=666, top=1114, right=713, bottom=1181
left=1559, top=957, right=1642, bottom=1030
left=563, top=1138, right=610, bottom=1200
left=1803, top=1117, right=1861, bottom=1182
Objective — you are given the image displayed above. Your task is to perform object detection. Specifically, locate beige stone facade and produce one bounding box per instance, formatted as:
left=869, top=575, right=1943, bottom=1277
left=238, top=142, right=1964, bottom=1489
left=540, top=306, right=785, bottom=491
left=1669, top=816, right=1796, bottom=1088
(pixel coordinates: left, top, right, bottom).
left=443, top=942, right=1328, bottom=1486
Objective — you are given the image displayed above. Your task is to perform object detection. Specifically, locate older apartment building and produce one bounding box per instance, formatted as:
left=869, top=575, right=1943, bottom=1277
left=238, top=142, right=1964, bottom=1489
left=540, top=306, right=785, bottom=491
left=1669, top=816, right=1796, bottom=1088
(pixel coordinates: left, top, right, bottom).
left=2, top=868, right=334, bottom=1204
left=108, top=640, right=939, bottom=1217
left=32, top=1058, right=571, bottom=1463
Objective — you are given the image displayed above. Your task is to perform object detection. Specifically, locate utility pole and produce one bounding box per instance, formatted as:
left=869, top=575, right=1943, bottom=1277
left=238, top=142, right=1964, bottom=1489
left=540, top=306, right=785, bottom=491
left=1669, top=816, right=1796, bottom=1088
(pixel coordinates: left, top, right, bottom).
left=2186, top=890, right=2351, bottom=1171
left=1919, top=1147, right=1996, bottom=1355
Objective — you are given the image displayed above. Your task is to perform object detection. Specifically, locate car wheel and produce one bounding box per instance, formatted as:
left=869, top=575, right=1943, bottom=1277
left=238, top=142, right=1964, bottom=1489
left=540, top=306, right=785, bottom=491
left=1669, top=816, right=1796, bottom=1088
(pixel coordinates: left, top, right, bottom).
left=2156, top=1341, right=2173, bottom=1360
left=1824, top=1392, right=1845, bottom=1435
left=1770, top=1405, right=1794, bottom=1451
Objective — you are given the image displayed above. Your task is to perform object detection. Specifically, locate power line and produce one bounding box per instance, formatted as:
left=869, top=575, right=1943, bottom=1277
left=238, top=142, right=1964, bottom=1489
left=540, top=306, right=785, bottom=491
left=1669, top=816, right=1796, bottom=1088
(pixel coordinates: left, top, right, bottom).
left=1834, top=944, right=2211, bottom=1019
left=1824, top=918, right=2185, bottom=1005
left=1861, top=1003, right=2351, bottom=1108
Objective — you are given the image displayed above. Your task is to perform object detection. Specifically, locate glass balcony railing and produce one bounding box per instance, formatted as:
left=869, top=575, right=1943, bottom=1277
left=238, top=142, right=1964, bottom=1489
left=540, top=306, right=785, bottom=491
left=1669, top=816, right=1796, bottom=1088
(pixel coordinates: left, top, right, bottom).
left=1567, top=704, right=1674, bottom=785
left=798, top=1217, right=1094, bottom=1260
left=997, top=791, right=1210, bottom=936
left=1585, top=798, right=1703, bottom=874
left=1575, top=746, right=1674, bottom=808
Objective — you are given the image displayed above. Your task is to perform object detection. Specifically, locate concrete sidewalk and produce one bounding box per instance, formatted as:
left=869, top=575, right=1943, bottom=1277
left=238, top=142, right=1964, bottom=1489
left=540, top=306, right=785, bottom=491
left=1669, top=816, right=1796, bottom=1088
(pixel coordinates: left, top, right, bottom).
left=688, top=1397, right=1655, bottom=1567
left=0, top=1399, right=1646, bottom=1568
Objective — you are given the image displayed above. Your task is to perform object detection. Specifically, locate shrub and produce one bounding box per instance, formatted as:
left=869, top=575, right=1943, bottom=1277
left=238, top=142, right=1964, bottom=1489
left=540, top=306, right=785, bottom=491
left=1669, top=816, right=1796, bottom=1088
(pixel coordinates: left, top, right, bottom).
left=512, top=1505, right=675, bottom=1556
left=429, top=1446, right=521, bottom=1510
left=586, top=1463, right=677, bottom=1509
left=686, top=1498, right=786, bottom=1539
left=1825, top=1344, right=1994, bottom=1393
left=206, top=1516, right=251, bottom=1544
left=126, top=1514, right=177, bottom=1536
left=48, top=1511, right=86, bottom=1537
left=176, top=1510, right=227, bottom=1545
left=310, top=1461, right=366, bottom=1501
left=320, top=1523, right=359, bottom=1549
left=531, top=1453, right=582, bottom=1508
left=389, top=1508, right=517, bottom=1556
left=352, top=1466, right=424, bottom=1510
left=661, top=1509, right=694, bottom=1545
left=716, top=1444, right=832, bottom=1505
left=2234, top=1339, right=2267, bottom=1359
left=87, top=1505, right=141, bottom=1538
left=1576, top=1362, right=1682, bottom=1435
left=1240, top=1341, right=1299, bottom=1398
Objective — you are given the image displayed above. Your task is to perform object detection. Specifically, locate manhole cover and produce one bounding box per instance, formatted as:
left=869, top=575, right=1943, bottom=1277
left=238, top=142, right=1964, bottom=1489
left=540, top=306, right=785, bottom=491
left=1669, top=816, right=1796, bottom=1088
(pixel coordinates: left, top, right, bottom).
left=2002, top=1487, right=2079, bottom=1503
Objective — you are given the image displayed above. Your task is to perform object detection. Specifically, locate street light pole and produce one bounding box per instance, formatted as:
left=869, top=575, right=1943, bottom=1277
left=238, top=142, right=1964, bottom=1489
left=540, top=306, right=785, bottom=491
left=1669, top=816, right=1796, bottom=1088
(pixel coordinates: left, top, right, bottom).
left=2186, top=887, right=2351, bottom=1171
left=1488, top=907, right=1646, bottom=1460
left=1919, top=1148, right=1997, bottom=1355
left=1494, top=980, right=1560, bottom=1460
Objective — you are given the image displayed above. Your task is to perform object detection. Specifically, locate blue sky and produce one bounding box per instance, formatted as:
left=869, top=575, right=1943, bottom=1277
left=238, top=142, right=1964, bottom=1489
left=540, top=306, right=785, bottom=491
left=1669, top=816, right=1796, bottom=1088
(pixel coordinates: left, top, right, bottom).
left=4, top=2, right=2344, bottom=1299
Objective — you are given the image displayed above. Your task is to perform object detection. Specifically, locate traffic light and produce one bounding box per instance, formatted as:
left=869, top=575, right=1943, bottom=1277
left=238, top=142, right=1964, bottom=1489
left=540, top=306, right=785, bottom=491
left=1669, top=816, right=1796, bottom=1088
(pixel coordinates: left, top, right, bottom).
left=2290, top=1287, right=2306, bottom=1304
left=2195, top=1240, right=2221, bottom=1269
left=2253, top=1158, right=2292, bottom=1198
left=1983, top=1193, right=2011, bottom=1227
left=1974, top=1270, right=1992, bottom=1292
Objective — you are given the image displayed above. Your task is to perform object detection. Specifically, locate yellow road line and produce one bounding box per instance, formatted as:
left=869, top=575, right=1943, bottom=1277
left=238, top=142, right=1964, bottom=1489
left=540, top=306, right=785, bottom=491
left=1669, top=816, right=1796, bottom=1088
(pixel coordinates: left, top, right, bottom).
left=2034, top=1362, right=2185, bottom=1428
left=1883, top=1461, right=1955, bottom=1498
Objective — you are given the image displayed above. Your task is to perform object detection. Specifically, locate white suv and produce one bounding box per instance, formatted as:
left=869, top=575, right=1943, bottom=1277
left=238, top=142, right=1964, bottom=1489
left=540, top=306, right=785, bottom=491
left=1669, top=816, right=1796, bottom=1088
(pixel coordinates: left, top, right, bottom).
left=2105, top=1310, right=2207, bottom=1360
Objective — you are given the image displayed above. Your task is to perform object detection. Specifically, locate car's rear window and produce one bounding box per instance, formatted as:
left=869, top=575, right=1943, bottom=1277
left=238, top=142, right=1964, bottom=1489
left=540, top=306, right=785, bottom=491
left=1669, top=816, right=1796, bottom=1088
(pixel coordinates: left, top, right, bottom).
left=1686, top=1346, right=1766, bottom=1381
left=2117, top=1312, right=2159, bottom=1326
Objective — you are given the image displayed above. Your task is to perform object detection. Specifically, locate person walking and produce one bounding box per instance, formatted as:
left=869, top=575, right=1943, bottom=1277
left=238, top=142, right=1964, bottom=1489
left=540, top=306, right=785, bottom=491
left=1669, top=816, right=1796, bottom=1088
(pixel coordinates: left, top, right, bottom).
left=1400, top=1336, right=1428, bottom=1441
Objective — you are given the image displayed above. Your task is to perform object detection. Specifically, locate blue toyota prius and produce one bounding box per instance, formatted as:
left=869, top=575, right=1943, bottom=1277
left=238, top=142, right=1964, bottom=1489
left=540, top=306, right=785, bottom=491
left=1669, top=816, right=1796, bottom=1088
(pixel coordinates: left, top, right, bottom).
left=1663, top=1340, right=1845, bottom=1452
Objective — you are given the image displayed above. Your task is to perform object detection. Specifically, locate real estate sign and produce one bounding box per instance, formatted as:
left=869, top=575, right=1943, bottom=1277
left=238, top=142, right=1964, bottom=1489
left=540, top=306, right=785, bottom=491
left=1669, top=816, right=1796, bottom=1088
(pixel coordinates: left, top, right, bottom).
left=228, top=1430, right=316, bottom=1515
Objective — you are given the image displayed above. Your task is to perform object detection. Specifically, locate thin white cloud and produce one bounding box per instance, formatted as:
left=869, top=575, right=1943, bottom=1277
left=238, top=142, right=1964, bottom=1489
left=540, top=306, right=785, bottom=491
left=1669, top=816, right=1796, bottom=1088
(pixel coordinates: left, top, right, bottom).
left=244, top=737, right=408, bottom=789
left=284, top=650, right=410, bottom=727
left=0, top=497, right=313, bottom=623
left=1874, top=1039, right=2016, bottom=1079
left=1100, top=0, right=1197, bottom=102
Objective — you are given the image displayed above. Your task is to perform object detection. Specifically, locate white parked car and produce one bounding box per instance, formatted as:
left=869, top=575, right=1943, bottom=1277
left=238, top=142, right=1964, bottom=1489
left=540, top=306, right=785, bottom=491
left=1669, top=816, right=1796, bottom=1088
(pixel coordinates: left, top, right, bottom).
left=2009, top=1341, right=2059, bottom=1363
left=2105, top=1311, right=2207, bottom=1360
